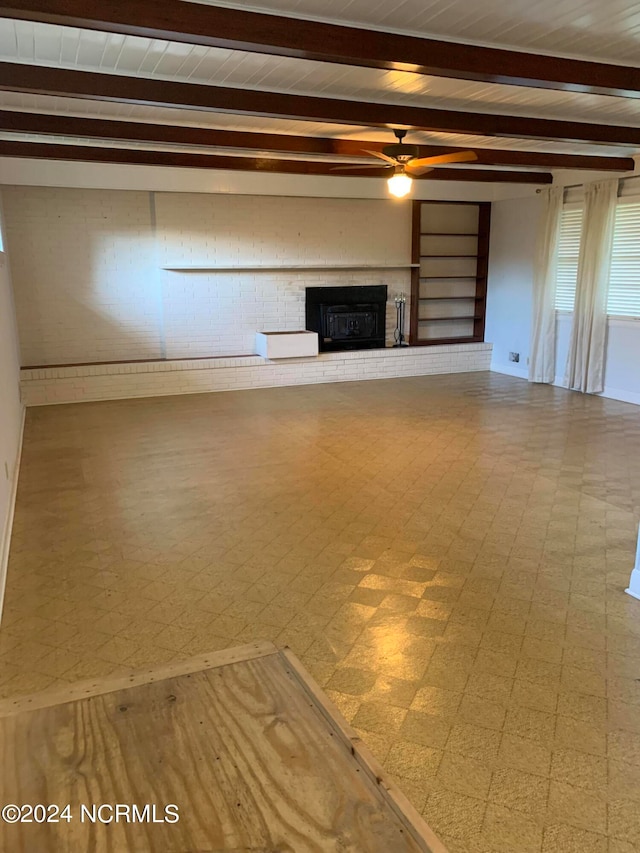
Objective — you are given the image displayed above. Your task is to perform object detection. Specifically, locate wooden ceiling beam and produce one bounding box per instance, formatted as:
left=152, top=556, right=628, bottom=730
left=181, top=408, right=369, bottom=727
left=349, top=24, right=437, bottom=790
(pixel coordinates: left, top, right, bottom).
left=0, top=63, right=639, bottom=146
left=0, top=140, right=553, bottom=183
left=0, top=0, right=639, bottom=98
left=0, top=111, right=635, bottom=171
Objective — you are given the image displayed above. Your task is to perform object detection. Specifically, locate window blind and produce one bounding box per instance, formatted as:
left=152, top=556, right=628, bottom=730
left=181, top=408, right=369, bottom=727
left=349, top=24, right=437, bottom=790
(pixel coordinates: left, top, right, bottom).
left=554, top=201, right=640, bottom=318
left=555, top=207, right=582, bottom=311
left=608, top=202, right=640, bottom=318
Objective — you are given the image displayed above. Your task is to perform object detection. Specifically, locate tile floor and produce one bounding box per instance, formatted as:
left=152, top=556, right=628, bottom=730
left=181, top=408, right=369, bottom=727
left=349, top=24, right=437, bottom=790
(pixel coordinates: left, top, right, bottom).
left=1, top=372, right=640, bottom=852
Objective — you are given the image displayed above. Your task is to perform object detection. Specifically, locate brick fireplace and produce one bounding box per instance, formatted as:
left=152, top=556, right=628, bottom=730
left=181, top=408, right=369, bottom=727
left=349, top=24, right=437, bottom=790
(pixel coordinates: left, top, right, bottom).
left=305, top=285, right=388, bottom=352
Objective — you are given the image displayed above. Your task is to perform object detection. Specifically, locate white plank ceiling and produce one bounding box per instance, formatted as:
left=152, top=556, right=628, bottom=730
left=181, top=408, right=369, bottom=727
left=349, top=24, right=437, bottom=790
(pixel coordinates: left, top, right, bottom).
left=195, top=0, right=640, bottom=63
left=1, top=20, right=640, bottom=127
left=0, top=1, right=639, bottom=171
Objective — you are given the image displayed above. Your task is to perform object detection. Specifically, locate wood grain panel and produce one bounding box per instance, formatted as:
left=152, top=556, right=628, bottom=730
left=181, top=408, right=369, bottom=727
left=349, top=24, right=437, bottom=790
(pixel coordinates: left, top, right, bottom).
left=0, top=140, right=553, bottom=183
left=1, top=0, right=639, bottom=98
left=0, top=111, right=633, bottom=170
left=0, top=646, right=446, bottom=852
left=0, top=62, right=638, bottom=146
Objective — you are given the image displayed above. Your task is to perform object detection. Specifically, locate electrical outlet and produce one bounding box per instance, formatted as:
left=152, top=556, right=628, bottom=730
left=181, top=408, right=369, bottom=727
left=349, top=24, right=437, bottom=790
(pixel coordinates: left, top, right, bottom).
left=4, top=461, right=8, bottom=480
left=509, top=352, right=520, bottom=363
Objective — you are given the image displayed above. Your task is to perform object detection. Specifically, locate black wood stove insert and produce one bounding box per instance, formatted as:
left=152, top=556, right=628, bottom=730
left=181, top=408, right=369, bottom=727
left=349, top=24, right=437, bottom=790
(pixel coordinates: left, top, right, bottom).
left=305, top=285, right=388, bottom=353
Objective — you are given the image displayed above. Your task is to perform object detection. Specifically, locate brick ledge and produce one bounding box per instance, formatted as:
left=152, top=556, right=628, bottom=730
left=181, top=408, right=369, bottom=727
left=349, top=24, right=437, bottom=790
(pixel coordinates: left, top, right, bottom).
left=21, top=343, right=492, bottom=382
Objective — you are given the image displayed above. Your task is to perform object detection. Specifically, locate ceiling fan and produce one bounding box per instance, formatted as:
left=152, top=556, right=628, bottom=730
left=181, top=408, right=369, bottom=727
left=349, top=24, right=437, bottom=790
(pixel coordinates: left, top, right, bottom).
left=333, top=130, right=477, bottom=197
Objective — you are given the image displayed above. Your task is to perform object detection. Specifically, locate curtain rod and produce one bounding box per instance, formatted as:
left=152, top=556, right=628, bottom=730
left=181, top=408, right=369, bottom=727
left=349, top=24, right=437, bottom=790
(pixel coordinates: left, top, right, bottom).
left=536, top=172, right=640, bottom=193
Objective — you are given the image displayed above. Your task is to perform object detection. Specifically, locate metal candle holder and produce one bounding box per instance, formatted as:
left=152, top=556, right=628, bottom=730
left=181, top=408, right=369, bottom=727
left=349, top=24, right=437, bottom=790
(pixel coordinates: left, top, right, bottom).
left=393, top=293, right=408, bottom=347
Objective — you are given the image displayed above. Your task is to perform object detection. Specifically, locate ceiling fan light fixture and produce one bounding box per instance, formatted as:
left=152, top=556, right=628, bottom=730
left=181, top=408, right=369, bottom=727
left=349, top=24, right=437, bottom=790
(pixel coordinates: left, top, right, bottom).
left=387, top=169, right=413, bottom=198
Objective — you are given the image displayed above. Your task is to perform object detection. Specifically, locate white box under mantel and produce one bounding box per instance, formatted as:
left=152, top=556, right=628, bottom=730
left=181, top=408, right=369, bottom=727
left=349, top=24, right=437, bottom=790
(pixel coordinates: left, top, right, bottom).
left=256, top=331, right=319, bottom=360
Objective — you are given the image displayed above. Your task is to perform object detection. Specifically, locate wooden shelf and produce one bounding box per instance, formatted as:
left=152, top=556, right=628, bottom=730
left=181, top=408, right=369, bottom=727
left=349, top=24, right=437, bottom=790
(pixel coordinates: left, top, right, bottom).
left=410, top=200, right=491, bottom=347
left=419, top=316, right=482, bottom=322
left=419, top=296, right=481, bottom=301
left=413, top=336, right=483, bottom=346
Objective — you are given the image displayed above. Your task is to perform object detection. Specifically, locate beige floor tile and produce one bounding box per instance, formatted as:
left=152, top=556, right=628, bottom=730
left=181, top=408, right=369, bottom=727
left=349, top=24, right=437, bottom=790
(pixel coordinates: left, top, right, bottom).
left=504, top=705, right=556, bottom=747
left=326, top=666, right=377, bottom=696
left=323, top=689, right=360, bottom=723
left=510, top=677, right=560, bottom=713
left=515, top=656, right=562, bottom=685
left=350, top=728, right=395, bottom=764
left=464, top=670, right=514, bottom=705
left=364, top=674, right=418, bottom=709
left=423, top=790, right=487, bottom=845
left=446, top=723, right=502, bottom=763
left=351, top=701, right=407, bottom=736
left=472, top=647, right=519, bottom=678
left=554, top=715, right=607, bottom=757
left=608, top=730, right=640, bottom=766
left=385, top=741, right=443, bottom=781
left=550, top=748, right=607, bottom=793
left=405, top=614, right=448, bottom=637
left=547, top=781, right=607, bottom=835
left=436, top=751, right=493, bottom=799
left=608, top=676, right=640, bottom=707
left=422, top=659, right=470, bottom=693
left=557, top=690, right=608, bottom=726
left=481, top=803, right=543, bottom=853
left=380, top=593, right=421, bottom=614
left=415, top=599, right=453, bottom=621
left=607, top=758, right=640, bottom=804
left=608, top=798, right=640, bottom=848
left=2, top=373, right=640, bottom=849
left=0, top=670, right=57, bottom=698
left=411, top=684, right=464, bottom=717
left=400, top=710, right=452, bottom=750
left=455, top=693, right=508, bottom=732
left=608, top=838, right=638, bottom=853
left=541, top=823, right=607, bottom=853
left=487, top=766, right=549, bottom=819
left=497, top=733, right=552, bottom=777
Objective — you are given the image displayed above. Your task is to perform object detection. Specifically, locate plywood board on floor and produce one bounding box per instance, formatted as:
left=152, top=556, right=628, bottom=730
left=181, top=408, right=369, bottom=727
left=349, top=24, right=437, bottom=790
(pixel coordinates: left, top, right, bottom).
left=0, top=641, right=446, bottom=852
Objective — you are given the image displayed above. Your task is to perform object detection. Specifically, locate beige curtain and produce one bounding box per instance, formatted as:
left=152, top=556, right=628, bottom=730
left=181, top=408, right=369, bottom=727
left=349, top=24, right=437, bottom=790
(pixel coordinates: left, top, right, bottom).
left=529, top=187, right=563, bottom=383
left=564, top=179, right=618, bottom=394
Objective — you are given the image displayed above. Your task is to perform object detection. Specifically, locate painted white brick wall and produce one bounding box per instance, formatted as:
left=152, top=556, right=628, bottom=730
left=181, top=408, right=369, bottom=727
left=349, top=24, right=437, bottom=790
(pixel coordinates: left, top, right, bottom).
left=156, top=193, right=411, bottom=357
left=20, top=344, right=493, bottom=406
left=161, top=268, right=410, bottom=357
left=154, top=194, right=410, bottom=267
left=3, top=188, right=412, bottom=365
left=2, top=187, right=161, bottom=365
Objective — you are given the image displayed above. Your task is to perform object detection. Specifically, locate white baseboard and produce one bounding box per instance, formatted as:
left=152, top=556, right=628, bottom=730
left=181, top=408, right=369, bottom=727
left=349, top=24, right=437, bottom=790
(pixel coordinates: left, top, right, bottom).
left=600, top=386, right=640, bottom=407
left=626, top=526, right=640, bottom=601
left=490, top=363, right=528, bottom=380
left=552, top=376, right=640, bottom=407
left=0, top=405, right=26, bottom=624
left=491, top=367, right=640, bottom=408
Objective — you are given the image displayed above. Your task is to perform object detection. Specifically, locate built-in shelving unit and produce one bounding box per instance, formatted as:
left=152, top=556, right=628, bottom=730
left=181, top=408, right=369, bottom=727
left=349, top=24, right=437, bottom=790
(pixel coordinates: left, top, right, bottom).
left=163, top=263, right=419, bottom=272
left=409, top=201, right=491, bottom=346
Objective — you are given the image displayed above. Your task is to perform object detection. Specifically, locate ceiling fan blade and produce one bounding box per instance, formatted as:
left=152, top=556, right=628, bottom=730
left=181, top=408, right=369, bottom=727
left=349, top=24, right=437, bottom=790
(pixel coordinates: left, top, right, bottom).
left=409, top=151, right=478, bottom=168
left=363, top=149, right=399, bottom=165
left=330, top=164, right=389, bottom=171
left=406, top=165, right=434, bottom=177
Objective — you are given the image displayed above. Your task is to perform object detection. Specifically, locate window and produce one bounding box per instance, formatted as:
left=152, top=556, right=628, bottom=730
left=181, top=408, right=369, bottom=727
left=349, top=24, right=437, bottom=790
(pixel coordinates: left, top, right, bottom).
left=608, top=202, right=640, bottom=317
left=555, top=200, right=640, bottom=318
left=555, top=207, right=582, bottom=312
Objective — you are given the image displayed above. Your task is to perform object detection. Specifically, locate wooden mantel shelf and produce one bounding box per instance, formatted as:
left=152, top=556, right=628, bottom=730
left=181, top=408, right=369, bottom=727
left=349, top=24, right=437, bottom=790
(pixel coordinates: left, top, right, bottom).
left=162, top=263, right=419, bottom=271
